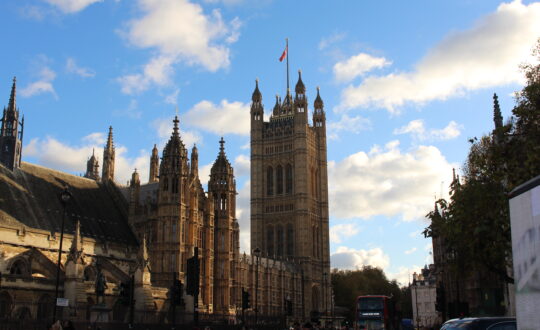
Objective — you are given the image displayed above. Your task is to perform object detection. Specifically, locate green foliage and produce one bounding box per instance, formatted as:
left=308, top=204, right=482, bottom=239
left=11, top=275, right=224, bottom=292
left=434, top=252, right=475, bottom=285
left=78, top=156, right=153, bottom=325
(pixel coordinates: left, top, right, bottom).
left=331, top=266, right=409, bottom=322
left=424, top=39, right=540, bottom=285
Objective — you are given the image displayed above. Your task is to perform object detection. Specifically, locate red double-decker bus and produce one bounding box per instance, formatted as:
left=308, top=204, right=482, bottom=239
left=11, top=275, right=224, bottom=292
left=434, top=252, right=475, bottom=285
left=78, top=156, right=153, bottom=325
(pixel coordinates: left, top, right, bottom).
left=354, top=295, right=396, bottom=330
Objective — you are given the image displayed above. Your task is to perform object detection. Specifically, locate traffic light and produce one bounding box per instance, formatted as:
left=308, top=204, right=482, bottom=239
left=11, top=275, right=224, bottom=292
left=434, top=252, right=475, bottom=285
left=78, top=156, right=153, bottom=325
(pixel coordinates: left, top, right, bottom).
left=242, top=288, right=251, bottom=310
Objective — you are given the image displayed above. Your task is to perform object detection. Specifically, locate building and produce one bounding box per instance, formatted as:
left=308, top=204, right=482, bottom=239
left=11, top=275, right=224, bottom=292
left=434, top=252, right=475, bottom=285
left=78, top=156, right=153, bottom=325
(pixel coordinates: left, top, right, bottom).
left=411, top=265, right=440, bottom=328
left=0, top=74, right=332, bottom=325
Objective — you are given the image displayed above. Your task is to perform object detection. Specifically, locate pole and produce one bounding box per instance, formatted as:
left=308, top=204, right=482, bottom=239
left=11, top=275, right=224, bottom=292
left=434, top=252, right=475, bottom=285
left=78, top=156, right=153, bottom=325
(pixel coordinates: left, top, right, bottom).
left=53, top=192, right=69, bottom=322
left=286, top=38, right=290, bottom=92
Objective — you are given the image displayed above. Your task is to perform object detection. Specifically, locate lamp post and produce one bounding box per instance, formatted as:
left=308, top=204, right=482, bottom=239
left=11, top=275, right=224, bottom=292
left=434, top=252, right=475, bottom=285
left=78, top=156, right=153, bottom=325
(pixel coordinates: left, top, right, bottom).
left=253, top=247, right=260, bottom=325
left=53, top=187, right=72, bottom=322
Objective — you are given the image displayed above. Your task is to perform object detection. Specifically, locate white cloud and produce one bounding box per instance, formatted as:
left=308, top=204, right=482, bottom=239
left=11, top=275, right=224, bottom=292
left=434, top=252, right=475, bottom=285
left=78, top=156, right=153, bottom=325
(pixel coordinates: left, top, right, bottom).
left=184, top=100, right=250, bottom=135
left=20, top=66, right=57, bottom=98
left=394, top=120, right=463, bottom=141
left=333, top=53, right=391, bottom=83
left=164, top=88, right=180, bottom=105
left=404, top=247, right=417, bottom=255
left=337, top=0, right=540, bottom=113
left=24, top=134, right=149, bottom=184
left=203, top=0, right=245, bottom=5
left=118, top=0, right=241, bottom=94
left=66, top=58, right=95, bottom=78
left=234, top=154, right=250, bottom=177
left=331, top=246, right=390, bottom=270
left=236, top=180, right=251, bottom=253
left=327, top=114, right=371, bottom=140
left=318, top=32, right=346, bottom=50
left=328, top=140, right=454, bottom=221
left=329, top=223, right=360, bottom=244
left=43, top=0, right=103, bottom=14
left=388, top=266, right=421, bottom=286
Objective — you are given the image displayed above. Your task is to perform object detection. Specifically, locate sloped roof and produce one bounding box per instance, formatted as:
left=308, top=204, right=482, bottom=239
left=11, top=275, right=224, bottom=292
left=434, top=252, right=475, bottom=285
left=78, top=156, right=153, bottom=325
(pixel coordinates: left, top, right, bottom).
left=0, top=162, right=138, bottom=246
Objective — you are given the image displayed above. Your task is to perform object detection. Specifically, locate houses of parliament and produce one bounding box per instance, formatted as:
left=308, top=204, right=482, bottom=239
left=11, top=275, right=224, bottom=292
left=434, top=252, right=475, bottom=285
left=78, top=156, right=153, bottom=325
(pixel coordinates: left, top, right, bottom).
left=0, top=72, right=331, bottom=324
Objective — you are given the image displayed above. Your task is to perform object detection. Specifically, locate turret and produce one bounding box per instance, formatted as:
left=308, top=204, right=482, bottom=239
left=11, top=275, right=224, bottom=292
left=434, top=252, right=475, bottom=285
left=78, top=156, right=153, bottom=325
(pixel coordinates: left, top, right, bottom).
left=159, top=116, right=188, bottom=198
left=149, top=144, right=159, bottom=183
left=313, top=87, right=325, bottom=128
left=102, top=126, right=115, bottom=182
left=272, top=95, right=281, bottom=117
left=0, top=77, right=24, bottom=170
left=282, top=89, right=293, bottom=115
left=190, top=144, right=199, bottom=179
left=84, top=149, right=100, bottom=181
left=250, top=79, right=263, bottom=123
left=129, top=169, right=141, bottom=216
left=294, top=70, right=308, bottom=123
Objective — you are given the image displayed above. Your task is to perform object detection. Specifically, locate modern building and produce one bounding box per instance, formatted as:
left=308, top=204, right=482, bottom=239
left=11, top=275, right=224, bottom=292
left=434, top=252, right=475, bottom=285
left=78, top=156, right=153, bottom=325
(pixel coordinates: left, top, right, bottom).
left=0, top=74, right=332, bottom=325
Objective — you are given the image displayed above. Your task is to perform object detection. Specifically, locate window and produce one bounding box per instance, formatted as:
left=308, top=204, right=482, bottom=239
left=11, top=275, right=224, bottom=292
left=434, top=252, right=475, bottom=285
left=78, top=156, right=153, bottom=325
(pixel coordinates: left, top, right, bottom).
left=267, top=167, right=274, bottom=196
left=276, top=165, right=283, bottom=194
left=277, top=226, right=284, bottom=257
left=286, top=164, right=293, bottom=194
left=172, top=176, right=179, bottom=193
left=163, top=178, right=168, bottom=191
left=171, top=221, right=177, bottom=242
left=267, top=226, right=274, bottom=256
left=0, top=292, right=12, bottom=318
left=10, top=259, right=27, bottom=276
left=37, top=294, right=52, bottom=320
left=287, top=224, right=294, bottom=256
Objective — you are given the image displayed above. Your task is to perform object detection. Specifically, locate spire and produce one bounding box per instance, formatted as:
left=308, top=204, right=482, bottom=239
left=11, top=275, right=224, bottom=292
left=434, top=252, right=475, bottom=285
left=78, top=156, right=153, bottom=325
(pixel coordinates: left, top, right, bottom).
left=252, top=79, right=262, bottom=103
left=102, top=126, right=115, bottom=182
left=295, top=70, right=305, bottom=95
left=314, top=86, right=324, bottom=110
left=8, top=77, right=16, bottom=112
left=172, top=115, right=180, bottom=136
left=149, top=144, right=159, bottom=183
left=190, top=144, right=199, bottom=177
left=84, top=148, right=100, bottom=181
left=137, top=234, right=150, bottom=271
left=219, top=137, right=225, bottom=154
left=273, top=94, right=281, bottom=117
left=493, top=93, right=503, bottom=130
left=67, top=219, right=84, bottom=264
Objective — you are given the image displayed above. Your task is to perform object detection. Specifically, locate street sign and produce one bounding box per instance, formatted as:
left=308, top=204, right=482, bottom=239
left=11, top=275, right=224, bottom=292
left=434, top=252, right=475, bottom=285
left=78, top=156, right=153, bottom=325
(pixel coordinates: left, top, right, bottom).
left=56, top=298, right=69, bottom=307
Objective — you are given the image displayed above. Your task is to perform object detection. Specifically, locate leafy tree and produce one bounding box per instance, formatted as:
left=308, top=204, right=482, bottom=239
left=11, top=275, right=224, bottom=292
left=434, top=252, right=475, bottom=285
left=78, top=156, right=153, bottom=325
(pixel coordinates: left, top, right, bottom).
left=331, top=266, right=408, bottom=322
left=424, top=39, right=540, bottom=286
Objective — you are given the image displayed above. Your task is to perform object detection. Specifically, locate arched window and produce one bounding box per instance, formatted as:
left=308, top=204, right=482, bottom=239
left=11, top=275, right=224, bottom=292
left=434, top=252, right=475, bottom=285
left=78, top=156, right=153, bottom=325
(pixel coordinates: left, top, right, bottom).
left=286, top=164, right=293, bottom=194
left=286, top=224, right=294, bottom=256
left=9, top=259, right=28, bottom=276
left=266, top=226, right=274, bottom=256
left=277, top=225, right=284, bottom=257
left=221, top=194, right=227, bottom=210
left=276, top=165, right=283, bottom=194
left=0, top=291, right=12, bottom=318
left=37, top=294, right=53, bottom=320
left=312, top=227, right=317, bottom=257
left=266, top=167, right=274, bottom=196
left=172, top=176, right=179, bottom=193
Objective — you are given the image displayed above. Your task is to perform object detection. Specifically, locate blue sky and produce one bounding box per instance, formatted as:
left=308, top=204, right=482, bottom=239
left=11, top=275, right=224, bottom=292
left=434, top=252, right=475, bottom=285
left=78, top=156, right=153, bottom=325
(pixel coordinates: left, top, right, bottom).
left=2, top=0, right=539, bottom=285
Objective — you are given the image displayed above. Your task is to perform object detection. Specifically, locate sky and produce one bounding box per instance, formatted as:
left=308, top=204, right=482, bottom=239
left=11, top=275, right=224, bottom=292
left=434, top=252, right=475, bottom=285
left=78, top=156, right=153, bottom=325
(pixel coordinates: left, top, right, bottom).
left=1, top=0, right=539, bottom=286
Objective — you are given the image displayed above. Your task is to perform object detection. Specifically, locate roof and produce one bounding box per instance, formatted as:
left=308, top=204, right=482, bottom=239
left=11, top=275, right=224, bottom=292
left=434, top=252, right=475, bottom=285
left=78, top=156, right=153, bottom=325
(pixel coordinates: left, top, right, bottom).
left=0, top=162, right=138, bottom=246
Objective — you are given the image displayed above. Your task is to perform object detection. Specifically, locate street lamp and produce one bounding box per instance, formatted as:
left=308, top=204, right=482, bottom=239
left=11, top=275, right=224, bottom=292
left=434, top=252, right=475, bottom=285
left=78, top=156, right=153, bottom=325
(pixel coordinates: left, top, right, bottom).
left=253, top=247, right=261, bottom=324
left=53, top=187, right=72, bottom=322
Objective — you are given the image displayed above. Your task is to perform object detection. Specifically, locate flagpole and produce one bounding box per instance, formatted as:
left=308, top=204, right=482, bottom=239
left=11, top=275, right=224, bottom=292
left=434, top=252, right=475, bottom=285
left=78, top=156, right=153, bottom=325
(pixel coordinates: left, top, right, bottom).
left=286, top=38, right=290, bottom=91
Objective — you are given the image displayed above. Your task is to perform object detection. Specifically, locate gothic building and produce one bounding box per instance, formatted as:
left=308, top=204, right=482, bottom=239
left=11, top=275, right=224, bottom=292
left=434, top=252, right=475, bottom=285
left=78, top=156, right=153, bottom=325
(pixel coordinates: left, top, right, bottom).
left=0, top=74, right=332, bottom=324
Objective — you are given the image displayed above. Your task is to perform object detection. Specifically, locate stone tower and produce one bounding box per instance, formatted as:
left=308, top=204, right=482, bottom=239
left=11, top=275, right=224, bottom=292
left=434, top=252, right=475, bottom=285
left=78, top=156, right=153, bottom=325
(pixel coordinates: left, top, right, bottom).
left=153, top=115, right=189, bottom=287
left=209, top=138, right=240, bottom=314
left=149, top=144, right=159, bottom=183
left=0, top=77, right=24, bottom=170
left=102, top=126, right=115, bottom=182
left=250, top=72, right=331, bottom=317
left=84, top=149, right=100, bottom=181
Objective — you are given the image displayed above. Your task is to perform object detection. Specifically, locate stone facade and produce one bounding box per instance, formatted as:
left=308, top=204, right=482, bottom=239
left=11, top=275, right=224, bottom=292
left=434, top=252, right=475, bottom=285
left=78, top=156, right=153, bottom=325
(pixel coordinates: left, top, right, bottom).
left=0, top=75, right=331, bottom=324
left=411, top=265, right=440, bottom=328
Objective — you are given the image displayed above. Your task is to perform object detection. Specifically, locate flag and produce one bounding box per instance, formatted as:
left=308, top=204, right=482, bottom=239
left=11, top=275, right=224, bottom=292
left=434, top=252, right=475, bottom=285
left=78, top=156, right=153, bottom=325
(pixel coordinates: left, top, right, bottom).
left=279, top=45, right=288, bottom=62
